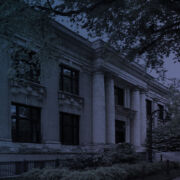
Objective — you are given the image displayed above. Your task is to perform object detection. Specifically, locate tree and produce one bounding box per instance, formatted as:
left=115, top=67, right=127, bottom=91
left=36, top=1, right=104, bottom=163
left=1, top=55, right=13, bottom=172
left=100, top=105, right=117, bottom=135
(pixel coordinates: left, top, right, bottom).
left=168, top=78, right=180, bottom=123
left=152, top=79, right=180, bottom=152
left=30, top=0, right=180, bottom=69
left=1, top=0, right=180, bottom=70
left=0, top=0, right=59, bottom=79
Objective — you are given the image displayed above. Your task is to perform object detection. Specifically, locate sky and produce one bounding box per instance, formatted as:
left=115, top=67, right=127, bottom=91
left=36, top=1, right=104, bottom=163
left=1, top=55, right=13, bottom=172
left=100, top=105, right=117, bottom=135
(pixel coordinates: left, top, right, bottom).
left=57, top=17, right=180, bottom=80
left=164, top=58, right=180, bottom=79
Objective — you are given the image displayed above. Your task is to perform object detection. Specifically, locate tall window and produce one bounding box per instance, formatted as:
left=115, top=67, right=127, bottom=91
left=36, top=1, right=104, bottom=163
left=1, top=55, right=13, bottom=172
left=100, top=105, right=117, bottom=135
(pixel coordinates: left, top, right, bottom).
left=12, top=48, right=40, bottom=83
left=59, top=65, right=79, bottom=95
left=158, top=104, right=164, bottom=121
left=11, top=104, right=41, bottom=143
left=146, top=100, right=152, bottom=120
left=115, top=120, right=126, bottom=143
left=60, top=112, right=79, bottom=145
left=114, top=87, right=124, bottom=106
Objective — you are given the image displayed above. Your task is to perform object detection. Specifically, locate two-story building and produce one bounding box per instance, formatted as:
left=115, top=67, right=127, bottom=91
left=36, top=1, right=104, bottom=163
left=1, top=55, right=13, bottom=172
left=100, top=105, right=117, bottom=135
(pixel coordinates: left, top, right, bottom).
left=0, top=20, right=169, bottom=158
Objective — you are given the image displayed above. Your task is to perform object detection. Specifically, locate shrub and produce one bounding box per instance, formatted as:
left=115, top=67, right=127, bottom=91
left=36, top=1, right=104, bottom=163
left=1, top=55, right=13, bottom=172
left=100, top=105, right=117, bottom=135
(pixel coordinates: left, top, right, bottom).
left=152, top=123, right=180, bottom=151
left=22, top=168, right=69, bottom=180
left=58, top=143, right=138, bottom=170
left=101, top=143, right=138, bottom=165
left=22, top=161, right=180, bottom=180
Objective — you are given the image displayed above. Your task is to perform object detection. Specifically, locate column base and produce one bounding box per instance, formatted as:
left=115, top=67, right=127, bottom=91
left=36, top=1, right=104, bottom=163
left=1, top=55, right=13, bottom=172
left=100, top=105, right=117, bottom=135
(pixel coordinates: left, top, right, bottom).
left=0, top=138, right=12, bottom=142
left=134, top=145, right=146, bottom=152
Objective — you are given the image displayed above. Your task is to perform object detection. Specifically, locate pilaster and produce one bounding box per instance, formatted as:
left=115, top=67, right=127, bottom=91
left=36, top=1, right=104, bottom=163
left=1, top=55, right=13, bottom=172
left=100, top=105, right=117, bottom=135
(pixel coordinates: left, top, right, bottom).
left=79, top=69, right=92, bottom=144
left=125, top=87, right=131, bottom=108
left=40, top=59, right=60, bottom=144
left=105, top=75, right=115, bottom=144
left=140, top=91, right=147, bottom=145
left=131, top=88, right=141, bottom=147
left=92, top=71, right=106, bottom=144
left=0, top=39, right=11, bottom=142
left=153, top=100, right=158, bottom=128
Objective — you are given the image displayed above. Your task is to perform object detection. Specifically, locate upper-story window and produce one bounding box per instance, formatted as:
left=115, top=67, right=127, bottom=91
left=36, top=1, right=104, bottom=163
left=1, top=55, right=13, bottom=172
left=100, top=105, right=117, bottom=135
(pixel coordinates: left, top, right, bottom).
left=59, top=65, right=79, bottom=95
left=115, top=87, right=124, bottom=106
left=146, top=99, right=152, bottom=120
left=12, top=48, right=40, bottom=83
left=158, top=104, right=164, bottom=121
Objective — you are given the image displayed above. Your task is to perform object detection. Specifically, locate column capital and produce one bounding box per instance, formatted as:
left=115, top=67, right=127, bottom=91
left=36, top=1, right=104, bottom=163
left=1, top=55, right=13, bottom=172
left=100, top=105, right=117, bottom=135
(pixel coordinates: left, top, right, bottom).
left=132, top=87, right=140, bottom=92
left=104, top=73, right=115, bottom=80
left=93, top=70, right=105, bottom=75
left=140, top=89, right=148, bottom=95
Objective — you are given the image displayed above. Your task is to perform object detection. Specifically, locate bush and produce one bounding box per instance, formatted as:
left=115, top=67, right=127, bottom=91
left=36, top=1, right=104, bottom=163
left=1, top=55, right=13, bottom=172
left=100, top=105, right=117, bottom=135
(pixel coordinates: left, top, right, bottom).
left=152, top=123, right=180, bottom=151
left=22, top=168, right=69, bottom=180
left=101, top=143, right=138, bottom=165
left=22, top=161, right=180, bottom=180
left=57, top=143, right=138, bottom=170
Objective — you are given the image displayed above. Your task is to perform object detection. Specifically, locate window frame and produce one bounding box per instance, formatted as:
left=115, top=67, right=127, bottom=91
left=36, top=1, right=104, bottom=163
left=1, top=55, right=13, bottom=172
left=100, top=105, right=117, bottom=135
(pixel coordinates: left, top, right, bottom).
left=146, top=100, right=152, bottom=116
left=158, top=104, right=164, bottom=121
left=114, top=86, right=124, bottom=106
left=60, top=112, right=79, bottom=145
left=115, top=120, right=126, bottom=143
left=59, top=65, right=79, bottom=95
left=11, top=103, right=41, bottom=143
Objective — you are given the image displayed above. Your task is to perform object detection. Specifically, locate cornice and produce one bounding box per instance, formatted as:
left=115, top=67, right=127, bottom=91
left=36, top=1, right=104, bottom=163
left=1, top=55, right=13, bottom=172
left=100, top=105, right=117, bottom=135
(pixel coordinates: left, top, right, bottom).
left=91, top=39, right=169, bottom=96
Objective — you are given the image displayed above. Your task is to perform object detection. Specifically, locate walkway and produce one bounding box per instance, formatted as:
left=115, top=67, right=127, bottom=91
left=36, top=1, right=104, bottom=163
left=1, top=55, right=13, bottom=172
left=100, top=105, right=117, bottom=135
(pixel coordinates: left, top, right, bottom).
left=173, top=177, right=180, bottom=180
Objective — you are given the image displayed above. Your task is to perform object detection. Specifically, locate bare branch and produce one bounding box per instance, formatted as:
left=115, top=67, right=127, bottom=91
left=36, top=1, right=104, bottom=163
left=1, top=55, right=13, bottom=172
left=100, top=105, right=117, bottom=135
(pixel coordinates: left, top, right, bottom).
left=33, top=0, right=116, bottom=16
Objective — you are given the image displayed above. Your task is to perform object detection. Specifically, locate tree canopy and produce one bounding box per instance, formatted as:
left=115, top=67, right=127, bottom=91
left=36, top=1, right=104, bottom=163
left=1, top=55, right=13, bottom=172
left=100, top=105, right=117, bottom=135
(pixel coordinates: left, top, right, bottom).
left=152, top=79, right=180, bottom=152
left=1, top=0, right=180, bottom=70
left=32, top=0, right=180, bottom=69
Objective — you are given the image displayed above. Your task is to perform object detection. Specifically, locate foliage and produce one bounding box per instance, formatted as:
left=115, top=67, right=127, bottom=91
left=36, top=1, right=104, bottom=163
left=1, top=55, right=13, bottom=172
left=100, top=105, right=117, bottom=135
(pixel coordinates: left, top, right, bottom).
left=31, top=0, right=180, bottom=69
left=0, top=0, right=61, bottom=79
left=152, top=123, right=180, bottom=152
left=168, top=79, right=180, bottom=123
left=22, top=168, right=69, bottom=180
left=150, top=79, right=180, bottom=152
left=21, top=161, right=180, bottom=180
left=1, top=0, right=180, bottom=70
left=57, top=143, right=138, bottom=170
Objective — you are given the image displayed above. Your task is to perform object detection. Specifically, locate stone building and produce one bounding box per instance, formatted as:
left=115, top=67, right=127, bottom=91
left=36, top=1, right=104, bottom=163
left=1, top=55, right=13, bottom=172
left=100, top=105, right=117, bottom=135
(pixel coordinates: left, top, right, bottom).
left=0, top=21, right=168, bottom=159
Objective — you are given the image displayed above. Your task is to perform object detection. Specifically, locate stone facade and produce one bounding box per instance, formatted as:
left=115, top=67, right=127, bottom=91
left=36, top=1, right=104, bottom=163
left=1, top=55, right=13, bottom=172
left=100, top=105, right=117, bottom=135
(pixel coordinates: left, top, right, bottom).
left=0, top=21, right=169, bottom=159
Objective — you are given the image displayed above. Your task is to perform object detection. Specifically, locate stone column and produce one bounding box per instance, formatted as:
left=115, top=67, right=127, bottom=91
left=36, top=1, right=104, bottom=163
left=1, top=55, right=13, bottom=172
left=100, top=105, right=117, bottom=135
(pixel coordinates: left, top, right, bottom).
left=125, top=88, right=131, bottom=108
left=153, top=101, right=158, bottom=128
left=140, top=91, right=147, bottom=145
left=0, top=39, right=11, bottom=142
left=126, top=118, right=131, bottom=143
left=131, top=89, right=141, bottom=147
left=105, top=76, right=115, bottom=144
left=41, top=59, right=60, bottom=144
left=79, top=70, right=92, bottom=144
left=92, top=71, right=106, bottom=144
